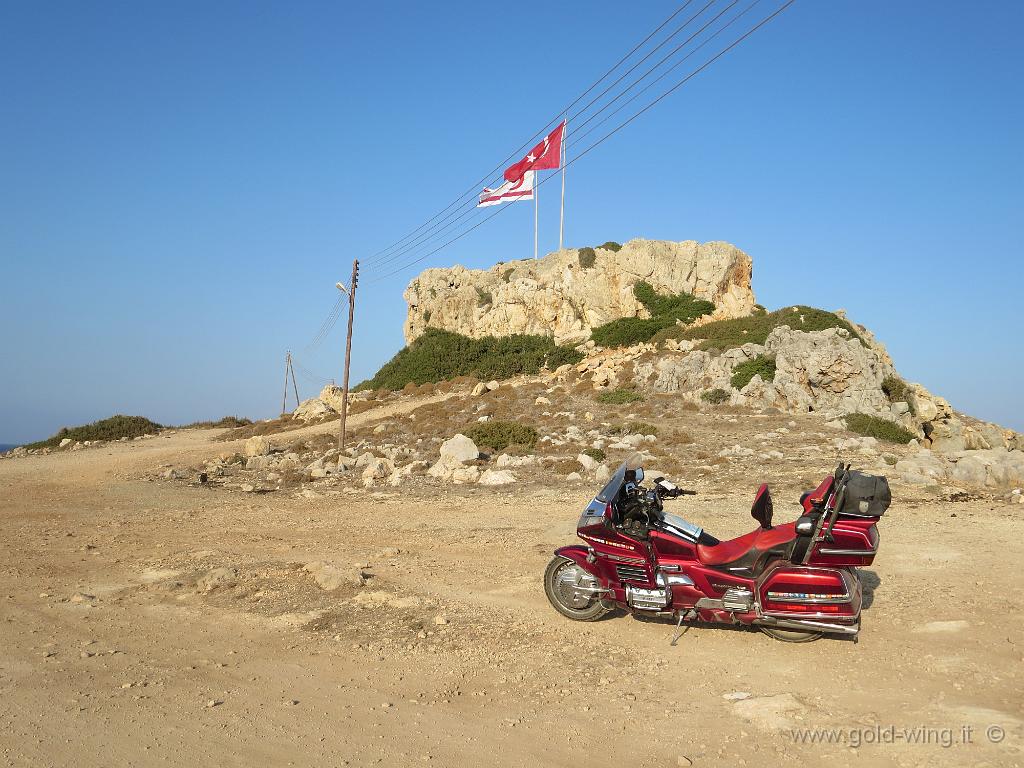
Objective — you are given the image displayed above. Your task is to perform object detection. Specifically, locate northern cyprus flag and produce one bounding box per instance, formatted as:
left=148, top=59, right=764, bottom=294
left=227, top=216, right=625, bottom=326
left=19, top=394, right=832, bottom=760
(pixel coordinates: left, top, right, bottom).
left=478, top=170, right=535, bottom=207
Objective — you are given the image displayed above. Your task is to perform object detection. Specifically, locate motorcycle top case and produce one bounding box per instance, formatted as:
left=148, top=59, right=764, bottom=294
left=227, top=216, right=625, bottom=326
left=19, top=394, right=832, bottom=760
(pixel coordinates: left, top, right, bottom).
left=839, top=471, right=890, bottom=517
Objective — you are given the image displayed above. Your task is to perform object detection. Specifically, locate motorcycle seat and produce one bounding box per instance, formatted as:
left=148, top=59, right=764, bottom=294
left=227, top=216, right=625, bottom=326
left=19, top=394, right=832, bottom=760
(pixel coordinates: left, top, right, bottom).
left=696, top=522, right=797, bottom=569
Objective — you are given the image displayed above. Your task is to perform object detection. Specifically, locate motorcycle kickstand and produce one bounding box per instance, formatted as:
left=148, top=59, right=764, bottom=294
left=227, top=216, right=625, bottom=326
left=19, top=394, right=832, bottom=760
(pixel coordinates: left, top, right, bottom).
left=670, top=610, right=697, bottom=646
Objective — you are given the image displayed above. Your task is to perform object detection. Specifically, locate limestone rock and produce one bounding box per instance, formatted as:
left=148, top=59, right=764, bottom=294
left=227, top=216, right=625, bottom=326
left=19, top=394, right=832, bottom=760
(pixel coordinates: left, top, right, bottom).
left=361, top=458, right=395, bottom=486
left=293, top=398, right=334, bottom=422
left=478, top=469, right=516, bottom=486
left=403, top=239, right=756, bottom=345
left=304, top=561, right=366, bottom=591
left=895, top=450, right=947, bottom=485
left=244, top=436, right=271, bottom=457
left=438, top=434, right=480, bottom=464
left=428, top=434, right=481, bottom=481
left=319, top=385, right=347, bottom=412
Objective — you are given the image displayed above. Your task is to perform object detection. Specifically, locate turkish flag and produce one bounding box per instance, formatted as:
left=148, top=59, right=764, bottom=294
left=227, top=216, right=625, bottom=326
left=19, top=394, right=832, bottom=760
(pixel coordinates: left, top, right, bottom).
left=503, top=122, right=564, bottom=183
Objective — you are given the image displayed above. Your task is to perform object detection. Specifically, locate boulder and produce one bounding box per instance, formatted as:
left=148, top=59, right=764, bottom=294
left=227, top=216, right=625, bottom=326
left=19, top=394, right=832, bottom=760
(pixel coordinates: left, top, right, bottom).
left=450, top=465, right=480, bottom=484
left=361, top=458, right=395, bottom=486
left=244, top=436, right=271, bottom=457
left=293, top=398, right=334, bottom=422
left=894, top=450, right=947, bottom=485
left=577, top=453, right=600, bottom=472
left=304, top=561, right=365, bottom=591
left=478, top=469, right=516, bottom=486
left=439, top=434, right=480, bottom=464
left=428, top=434, right=481, bottom=481
left=319, top=385, right=348, bottom=412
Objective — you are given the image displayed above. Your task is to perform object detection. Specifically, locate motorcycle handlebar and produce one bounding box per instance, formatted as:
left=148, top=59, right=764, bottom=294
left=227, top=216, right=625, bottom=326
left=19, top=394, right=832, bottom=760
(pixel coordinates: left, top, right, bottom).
left=658, top=487, right=697, bottom=498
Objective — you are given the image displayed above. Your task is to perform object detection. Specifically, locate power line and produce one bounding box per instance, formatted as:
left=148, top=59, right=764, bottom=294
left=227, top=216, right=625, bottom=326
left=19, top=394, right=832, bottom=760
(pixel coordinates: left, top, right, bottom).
left=300, top=293, right=346, bottom=353
left=570, top=0, right=764, bottom=149
left=291, top=357, right=335, bottom=385
left=366, top=0, right=747, bottom=273
left=565, top=0, right=744, bottom=141
left=365, top=0, right=796, bottom=284
left=362, top=0, right=701, bottom=268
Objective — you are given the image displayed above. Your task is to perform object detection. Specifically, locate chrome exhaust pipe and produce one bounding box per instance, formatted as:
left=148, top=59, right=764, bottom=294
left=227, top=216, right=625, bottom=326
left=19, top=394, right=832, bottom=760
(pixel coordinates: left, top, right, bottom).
left=755, top=616, right=860, bottom=636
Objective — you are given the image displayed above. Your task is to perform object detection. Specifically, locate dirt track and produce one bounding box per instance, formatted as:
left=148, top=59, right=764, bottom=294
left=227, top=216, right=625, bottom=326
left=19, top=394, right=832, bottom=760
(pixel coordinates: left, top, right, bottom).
left=1, top=404, right=1022, bottom=768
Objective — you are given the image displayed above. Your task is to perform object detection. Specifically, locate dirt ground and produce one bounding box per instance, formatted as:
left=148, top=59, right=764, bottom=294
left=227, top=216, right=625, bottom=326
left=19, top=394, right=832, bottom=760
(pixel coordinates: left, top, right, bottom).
left=1, top=397, right=1022, bottom=768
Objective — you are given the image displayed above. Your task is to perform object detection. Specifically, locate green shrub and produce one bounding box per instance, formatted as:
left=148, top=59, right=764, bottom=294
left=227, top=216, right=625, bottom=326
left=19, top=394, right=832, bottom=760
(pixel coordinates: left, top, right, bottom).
left=647, top=323, right=687, bottom=346
left=181, top=416, right=253, bottom=429
left=582, top=447, right=606, bottom=462
left=845, top=413, right=916, bottom=444
left=464, top=421, right=538, bottom=451
left=589, top=282, right=715, bottom=348
left=881, top=375, right=916, bottom=415
left=475, top=287, right=492, bottom=307
left=423, top=309, right=432, bottom=322
left=361, top=329, right=580, bottom=391
left=679, top=305, right=863, bottom=351
left=590, top=317, right=665, bottom=347
left=501, top=267, right=515, bottom=283
left=597, top=241, right=622, bottom=252
left=632, top=281, right=715, bottom=324
left=595, top=388, right=644, bottom=405
left=701, top=388, right=730, bottom=405
left=730, top=355, right=777, bottom=390
left=578, top=247, right=597, bottom=269
left=545, top=343, right=584, bottom=369
left=628, top=422, right=658, bottom=436
left=25, top=415, right=164, bottom=449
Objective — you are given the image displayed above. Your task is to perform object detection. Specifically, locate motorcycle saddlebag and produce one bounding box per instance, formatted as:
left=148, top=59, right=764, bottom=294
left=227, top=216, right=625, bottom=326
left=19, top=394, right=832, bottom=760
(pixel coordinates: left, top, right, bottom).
left=839, top=471, right=891, bottom=517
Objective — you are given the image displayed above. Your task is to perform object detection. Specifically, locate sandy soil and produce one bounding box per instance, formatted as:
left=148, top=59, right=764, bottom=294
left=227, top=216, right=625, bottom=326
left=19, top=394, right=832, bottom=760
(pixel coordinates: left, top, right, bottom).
left=1, top=398, right=1022, bottom=768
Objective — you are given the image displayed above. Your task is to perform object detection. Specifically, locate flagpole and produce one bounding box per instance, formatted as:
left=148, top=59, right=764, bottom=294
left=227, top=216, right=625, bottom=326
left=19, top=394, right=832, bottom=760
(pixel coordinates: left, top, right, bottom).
left=534, top=170, right=539, bottom=260
left=559, top=117, right=566, bottom=251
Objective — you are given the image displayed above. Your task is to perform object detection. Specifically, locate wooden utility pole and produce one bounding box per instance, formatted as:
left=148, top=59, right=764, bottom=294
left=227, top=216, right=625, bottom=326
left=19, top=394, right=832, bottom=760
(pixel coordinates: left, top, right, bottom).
left=281, top=352, right=292, bottom=415
left=281, top=352, right=301, bottom=415
left=337, top=259, right=359, bottom=451
left=289, top=354, right=300, bottom=410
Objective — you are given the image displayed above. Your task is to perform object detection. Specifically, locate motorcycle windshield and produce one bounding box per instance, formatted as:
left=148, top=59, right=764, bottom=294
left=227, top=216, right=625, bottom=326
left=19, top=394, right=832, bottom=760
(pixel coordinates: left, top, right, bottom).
left=596, top=453, right=645, bottom=503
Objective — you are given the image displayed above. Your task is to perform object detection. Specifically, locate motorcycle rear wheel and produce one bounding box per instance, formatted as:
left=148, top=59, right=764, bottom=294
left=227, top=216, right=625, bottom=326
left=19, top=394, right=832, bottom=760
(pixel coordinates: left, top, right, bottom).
left=544, top=557, right=611, bottom=622
left=759, top=626, right=823, bottom=643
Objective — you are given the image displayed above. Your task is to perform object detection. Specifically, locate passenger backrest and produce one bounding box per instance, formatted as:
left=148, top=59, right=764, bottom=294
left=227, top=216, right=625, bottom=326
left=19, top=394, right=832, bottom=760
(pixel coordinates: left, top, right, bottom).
left=751, top=483, right=773, bottom=529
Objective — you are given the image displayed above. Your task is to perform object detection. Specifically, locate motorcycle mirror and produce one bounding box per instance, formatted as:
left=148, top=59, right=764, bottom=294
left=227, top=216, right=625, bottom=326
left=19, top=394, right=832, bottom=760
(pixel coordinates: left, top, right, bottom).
left=634, top=467, right=644, bottom=483
left=653, top=476, right=665, bottom=484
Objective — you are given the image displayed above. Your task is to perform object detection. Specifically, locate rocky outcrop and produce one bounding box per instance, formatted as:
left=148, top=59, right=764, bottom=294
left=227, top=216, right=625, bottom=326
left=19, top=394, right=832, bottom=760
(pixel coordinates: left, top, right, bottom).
left=291, top=385, right=372, bottom=423
left=896, top=448, right=1024, bottom=489
left=619, top=323, right=1020, bottom=455
left=403, top=239, right=756, bottom=345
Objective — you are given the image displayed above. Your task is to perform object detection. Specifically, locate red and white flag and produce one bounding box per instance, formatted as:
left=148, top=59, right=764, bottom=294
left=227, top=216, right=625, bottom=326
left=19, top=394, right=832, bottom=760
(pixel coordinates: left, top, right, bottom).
left=503, top=122, right=564, bottom=182
left=478, top=170, right=535, bottom=207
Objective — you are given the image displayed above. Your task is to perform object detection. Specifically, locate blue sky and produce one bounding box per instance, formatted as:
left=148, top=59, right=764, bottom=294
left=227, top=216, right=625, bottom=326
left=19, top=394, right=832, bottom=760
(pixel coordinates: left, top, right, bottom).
left=1, top=1, right=1021, bottom=444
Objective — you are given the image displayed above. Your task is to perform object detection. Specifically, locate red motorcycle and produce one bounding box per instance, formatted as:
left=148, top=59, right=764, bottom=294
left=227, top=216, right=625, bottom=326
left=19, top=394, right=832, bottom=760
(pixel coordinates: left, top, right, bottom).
left=544, top=455, right=889, bottom=642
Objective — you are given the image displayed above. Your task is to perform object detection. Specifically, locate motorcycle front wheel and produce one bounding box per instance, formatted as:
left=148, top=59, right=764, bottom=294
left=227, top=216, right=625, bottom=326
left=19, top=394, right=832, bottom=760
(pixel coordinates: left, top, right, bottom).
left=544, top=556, right=611, bottom=622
